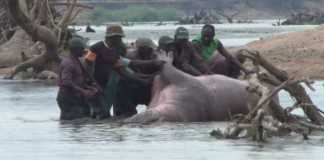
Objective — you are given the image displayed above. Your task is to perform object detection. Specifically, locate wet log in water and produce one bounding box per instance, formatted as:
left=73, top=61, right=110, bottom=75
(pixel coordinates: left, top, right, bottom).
left=211, top=49, right=324, bottom=141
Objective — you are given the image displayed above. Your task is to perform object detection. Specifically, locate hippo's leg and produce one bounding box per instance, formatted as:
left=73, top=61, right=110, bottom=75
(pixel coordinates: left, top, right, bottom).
left=149, top=75, right=169, bottom=108
left=124, top=109, right=161, bottom=123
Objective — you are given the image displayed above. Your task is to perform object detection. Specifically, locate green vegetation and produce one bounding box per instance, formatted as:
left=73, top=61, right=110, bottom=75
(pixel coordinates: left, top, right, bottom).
left=88, top=5, right=183, bottom=24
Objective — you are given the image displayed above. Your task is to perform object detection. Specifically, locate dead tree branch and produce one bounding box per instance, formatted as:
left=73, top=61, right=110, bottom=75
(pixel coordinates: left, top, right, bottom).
left=212, top=49, right=324, bottom=141
left=4, top=0, right=85, bottom=79
left=245, top=50, right=324, bottom=125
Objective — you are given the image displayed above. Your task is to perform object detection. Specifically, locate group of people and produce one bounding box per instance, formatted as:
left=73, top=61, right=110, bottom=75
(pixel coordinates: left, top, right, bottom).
left=56, top=24, right=247, bottom=120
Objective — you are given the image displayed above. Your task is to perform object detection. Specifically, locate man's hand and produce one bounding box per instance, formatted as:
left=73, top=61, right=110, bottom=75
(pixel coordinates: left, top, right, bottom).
left=153, top=60, right=166, bottom=70
left=81, top=89, right=97, bottom=99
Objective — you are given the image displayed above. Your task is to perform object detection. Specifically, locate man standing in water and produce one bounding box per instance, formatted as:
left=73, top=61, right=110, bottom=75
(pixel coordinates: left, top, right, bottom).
left=192, top=24, right=248, bottom=78
left=85, top=25, right=164, bottom=117
left=114, top=38, right=160, bottom=116
left=157, top=36, right=174, bottom=53
left=172, top=27, right=211, bottom=76
left=57, top=37, right=105, bottom=120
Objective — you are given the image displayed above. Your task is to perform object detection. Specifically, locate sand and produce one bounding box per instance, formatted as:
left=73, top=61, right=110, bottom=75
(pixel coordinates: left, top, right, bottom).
left=247, top=25, right=324, bottom=79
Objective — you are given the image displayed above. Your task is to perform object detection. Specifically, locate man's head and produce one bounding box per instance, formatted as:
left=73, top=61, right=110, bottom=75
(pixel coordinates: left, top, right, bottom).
left=174, top=27, right=189, bottom=46
left=68, top=37, right=87, bottom=57
left=158, top=36, right=174, bottom=52
left=105, top=24, right=125, bottom=46
left=201, top=24, right=215, bottom=45
left=135, top=38, right=156, bottom=60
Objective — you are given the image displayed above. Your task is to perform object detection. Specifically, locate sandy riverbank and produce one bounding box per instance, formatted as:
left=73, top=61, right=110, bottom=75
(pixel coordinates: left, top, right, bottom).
left=246, top=25, right=324, bottom=79
left=0, top=67, right=11, bottom=75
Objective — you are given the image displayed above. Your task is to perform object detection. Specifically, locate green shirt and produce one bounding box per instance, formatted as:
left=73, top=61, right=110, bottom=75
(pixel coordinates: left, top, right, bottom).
left=192, top=35, right=220, bottom=61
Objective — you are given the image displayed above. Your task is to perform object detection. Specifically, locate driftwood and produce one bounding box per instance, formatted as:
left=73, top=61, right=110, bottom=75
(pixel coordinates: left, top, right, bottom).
left=215, top=11, right=239, bottom=23
left=178, top=10, right=220, bottom=24
left=2, top=0, right=92, bottom=79
left=282, top=10, right=324, bottom=25
left=211, top=50, right=324, bottom=141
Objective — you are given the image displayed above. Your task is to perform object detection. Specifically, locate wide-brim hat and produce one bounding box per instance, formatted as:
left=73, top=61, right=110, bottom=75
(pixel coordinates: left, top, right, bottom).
left=106, top=24, right=125, bottom=37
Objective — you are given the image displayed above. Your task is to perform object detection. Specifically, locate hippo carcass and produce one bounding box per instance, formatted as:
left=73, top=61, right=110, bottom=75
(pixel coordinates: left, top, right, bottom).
left=125, top=64, right=249, bottom=123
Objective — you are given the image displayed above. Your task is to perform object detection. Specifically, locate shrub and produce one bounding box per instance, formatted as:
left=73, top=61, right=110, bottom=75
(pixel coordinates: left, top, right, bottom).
left=88, top=5, right=183, bottom=24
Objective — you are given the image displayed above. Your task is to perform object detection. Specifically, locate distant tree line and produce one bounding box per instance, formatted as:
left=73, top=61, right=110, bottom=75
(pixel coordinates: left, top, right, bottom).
left=88, top=5, right=183, bottom=24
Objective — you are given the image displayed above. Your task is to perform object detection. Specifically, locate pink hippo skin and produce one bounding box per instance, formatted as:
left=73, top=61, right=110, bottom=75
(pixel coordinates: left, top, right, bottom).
left=125, top=64, right=249, bottom=123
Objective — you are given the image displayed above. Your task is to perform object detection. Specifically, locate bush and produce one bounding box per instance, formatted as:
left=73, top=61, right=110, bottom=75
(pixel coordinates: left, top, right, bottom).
left=88, top=5, right=183, bottom=24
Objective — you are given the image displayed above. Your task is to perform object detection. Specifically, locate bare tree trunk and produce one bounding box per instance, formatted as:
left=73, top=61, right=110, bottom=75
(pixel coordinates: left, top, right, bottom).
left=216, top=11, right=239, bottom=23
left=211, top=50, right=324, bottom=141
left=4, top=0, right=60, bottom=79
left=250, top=52, right=324, bottom=125
left=2, top=0, right=90, bottom=79
left=0, top=0, right=16, bottom=44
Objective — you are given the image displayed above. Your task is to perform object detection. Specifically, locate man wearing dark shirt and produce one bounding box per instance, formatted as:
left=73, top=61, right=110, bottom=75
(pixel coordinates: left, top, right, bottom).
left=172, top=27, right=211, bottom=76
left=116, top=38, right=159, bottom=116
left=57, top=38, right=104, bottom=120
left=85, top=25, right=164, bottom=117
left=157, top=36, right=174, bottom=53
left=127, top=38, right=159, bottom=75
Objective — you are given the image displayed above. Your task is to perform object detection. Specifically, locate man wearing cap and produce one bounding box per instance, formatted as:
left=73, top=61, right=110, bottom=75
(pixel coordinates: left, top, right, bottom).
left=192, top=24, right=248, bottom=78
left=85, top=25, right=164, bottom=117
left=127, top=38, right=159, bottom=74
left=57, top=37, right=107, bottom=120
left=158, top=36, right=174, bottom=53
left=113, top=38, right=160, bottom=116
left=172, top=27, right=211, bottom=76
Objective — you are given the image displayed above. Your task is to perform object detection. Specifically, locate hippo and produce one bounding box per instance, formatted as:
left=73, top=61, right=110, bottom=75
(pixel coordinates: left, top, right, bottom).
left=125, top=63, right=249, bottom=123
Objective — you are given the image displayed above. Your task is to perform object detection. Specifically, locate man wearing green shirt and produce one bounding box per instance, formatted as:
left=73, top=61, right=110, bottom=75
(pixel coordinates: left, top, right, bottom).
left=192, top=24, right=247, bottom=78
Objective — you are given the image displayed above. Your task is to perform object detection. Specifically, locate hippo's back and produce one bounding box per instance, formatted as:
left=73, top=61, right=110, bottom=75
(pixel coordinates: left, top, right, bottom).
left=196, top=75, right=249, bottom=121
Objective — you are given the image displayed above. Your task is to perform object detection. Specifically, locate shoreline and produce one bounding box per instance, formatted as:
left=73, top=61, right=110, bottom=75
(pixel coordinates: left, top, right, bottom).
left=246, top=25, right=324, bottom=79
left=2, top=59, right=324, bottom=80
left=0, top=67, right=11, bottom=76
left=2, top=25, right=324, bottom=80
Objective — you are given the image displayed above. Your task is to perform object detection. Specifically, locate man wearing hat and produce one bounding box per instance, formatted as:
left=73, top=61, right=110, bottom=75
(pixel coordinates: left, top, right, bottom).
left=113, top=38, right=161, bottom=116
left=158, top=36, right=174, bottom=53
left=192, top=24, right=248, bottom=78
left=57, top=37, right=106, bottom=120
left=127, top=38, right=159, bottom=74
left=172, top=27, right=211, bottom=76
left=85, top=25, right=164, bottom=117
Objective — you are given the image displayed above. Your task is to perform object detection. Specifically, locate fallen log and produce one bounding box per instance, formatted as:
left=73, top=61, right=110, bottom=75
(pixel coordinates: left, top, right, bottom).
left=211, top=49, right=324, bottom=141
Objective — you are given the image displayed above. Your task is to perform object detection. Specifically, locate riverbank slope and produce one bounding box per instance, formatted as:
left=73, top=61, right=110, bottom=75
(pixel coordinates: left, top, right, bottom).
left=246, top=25, right=324, bottom=79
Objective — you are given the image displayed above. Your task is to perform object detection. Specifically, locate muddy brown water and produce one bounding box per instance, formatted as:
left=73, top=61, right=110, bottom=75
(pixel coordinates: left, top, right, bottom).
left=1, top=79, right=324, bottom=160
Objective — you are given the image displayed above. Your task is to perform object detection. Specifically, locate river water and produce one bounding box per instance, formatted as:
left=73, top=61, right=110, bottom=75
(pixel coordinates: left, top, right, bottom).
left=75, top=20, right=317, bottom=46
left=1, top=22, right=324, bottom=160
